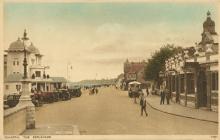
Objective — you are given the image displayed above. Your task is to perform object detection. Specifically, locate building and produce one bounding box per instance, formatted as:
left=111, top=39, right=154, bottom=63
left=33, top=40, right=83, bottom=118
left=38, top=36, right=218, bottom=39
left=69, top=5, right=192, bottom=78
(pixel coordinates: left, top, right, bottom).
left=123, top=59, right=147, bottom=89
left=4, top=30, right=67, bottom=96
left=115, top=73, right=124, bottom=89
left=164, top=11, right=218, bottom=111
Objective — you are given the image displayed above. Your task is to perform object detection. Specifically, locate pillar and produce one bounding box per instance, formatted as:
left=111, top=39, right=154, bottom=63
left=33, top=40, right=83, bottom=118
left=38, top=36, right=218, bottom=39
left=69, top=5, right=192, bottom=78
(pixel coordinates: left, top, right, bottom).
left=194, top=69, right=199, bottom=109
left=206, top=70, right=212, bottom=110
left=175, top=74, right=179, bottom=103
left=184, top=72, right=188, bottom=106
left=18, top=80, right=35, bottom=129
left=178, top=73, right=181, bottom=104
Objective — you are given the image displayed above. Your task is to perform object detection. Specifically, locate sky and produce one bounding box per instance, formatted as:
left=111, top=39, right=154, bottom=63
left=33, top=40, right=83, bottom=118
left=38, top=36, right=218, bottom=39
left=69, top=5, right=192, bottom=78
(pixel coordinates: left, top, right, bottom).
left=3, top=2, right=218, bottom=82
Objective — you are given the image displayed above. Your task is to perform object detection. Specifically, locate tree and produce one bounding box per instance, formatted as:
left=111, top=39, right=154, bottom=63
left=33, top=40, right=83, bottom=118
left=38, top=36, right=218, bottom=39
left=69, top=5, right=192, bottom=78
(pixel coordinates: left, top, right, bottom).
left=144, top=44, right=181, bottom=85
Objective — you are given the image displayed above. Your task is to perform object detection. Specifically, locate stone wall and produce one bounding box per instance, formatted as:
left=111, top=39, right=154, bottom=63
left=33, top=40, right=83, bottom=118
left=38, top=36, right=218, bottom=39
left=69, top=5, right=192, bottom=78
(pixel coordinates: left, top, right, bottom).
left=4, top=106, right=27, bottom=135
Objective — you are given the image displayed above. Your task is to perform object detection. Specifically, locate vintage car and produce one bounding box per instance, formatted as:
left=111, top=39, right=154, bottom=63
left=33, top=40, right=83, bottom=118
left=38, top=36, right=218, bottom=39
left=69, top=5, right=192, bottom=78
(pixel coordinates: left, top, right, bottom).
left=52, top=91, right=60, bottom=102
left=58, top=89, right=71, bottom=101
left=128, top=81, right=142, bottom=98
left=68, top=87, right=82, bottom=98
left=41, top=92, right=55, bottom=103
left=5, top=93, right=41, bottom=108
left=5, top=94, right=21, bottom=108
left=30, top=93, right=43, bottom=107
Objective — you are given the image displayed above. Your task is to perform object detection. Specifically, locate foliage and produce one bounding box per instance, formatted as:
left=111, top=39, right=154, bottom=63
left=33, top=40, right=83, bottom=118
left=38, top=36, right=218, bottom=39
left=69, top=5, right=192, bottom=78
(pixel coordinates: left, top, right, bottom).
left=144, top=44, right=181, bottom=82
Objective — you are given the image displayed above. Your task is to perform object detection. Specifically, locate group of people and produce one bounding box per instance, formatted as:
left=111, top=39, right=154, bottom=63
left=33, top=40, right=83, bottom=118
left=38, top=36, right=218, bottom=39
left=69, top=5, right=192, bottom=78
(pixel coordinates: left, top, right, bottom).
left=89, top=87, right=99, bottom=95
left=160, top=85, right=171, bottom=105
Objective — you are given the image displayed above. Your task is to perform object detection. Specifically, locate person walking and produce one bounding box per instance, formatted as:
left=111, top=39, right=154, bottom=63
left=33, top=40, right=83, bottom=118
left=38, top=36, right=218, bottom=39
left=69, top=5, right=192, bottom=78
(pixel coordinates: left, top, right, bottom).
left=95, top=88, right=98, bottom=94
left=140, top=94, right=148, bottom=117
left=160, top=86, right=165, bottom=105
left=146, top=86, right=149, bottom=96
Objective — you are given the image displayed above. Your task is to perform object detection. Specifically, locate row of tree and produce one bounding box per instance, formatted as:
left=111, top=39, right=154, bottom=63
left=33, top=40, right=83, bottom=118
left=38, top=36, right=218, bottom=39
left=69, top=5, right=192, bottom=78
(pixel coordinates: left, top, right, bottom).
left=144, top=44, right=182, bottom=87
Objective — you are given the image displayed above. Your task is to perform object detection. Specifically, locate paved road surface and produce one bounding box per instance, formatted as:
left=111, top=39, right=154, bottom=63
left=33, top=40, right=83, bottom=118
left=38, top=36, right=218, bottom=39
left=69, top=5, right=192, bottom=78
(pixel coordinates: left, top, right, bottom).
left=35, top=87, right=218, bottom=135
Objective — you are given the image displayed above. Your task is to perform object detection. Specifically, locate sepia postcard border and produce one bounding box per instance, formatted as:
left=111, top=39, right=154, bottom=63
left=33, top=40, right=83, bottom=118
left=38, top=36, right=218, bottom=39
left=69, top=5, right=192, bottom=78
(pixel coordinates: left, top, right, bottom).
left=0, top=0, right=219, bottom=140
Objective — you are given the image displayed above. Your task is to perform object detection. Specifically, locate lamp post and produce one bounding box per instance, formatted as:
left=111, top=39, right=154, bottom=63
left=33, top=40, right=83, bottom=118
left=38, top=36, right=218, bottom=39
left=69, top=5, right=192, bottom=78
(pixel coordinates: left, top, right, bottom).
left=18, top=29, right=35, bottom=129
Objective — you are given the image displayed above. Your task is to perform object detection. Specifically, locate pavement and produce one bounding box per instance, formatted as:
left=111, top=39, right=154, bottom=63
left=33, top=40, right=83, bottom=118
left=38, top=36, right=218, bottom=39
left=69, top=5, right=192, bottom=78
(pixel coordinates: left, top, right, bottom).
left=146, top=94, right=218, bottom=123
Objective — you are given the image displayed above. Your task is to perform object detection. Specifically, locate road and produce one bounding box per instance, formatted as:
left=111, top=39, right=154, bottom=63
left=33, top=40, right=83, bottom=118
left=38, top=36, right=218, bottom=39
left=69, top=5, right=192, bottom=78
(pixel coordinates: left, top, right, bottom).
left=35, top=87, right=218, bottom=135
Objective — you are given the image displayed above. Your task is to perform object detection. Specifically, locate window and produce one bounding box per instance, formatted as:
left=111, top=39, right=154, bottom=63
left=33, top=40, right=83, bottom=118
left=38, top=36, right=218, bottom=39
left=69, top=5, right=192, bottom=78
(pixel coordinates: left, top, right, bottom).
left=16, top=85, right=21, bottom=91
left=13, top=58, right=19, bottom=66
left=5, top=85, right=9, bottom=90
left=35, top=71, right=41, bottom=77
left=187, top=73, right=195, bottom=94
left=212, top=71, right=218, bottom=91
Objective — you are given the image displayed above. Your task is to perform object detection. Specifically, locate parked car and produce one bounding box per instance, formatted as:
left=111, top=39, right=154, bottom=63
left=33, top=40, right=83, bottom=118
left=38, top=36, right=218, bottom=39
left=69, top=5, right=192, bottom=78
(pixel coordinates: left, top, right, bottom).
left=41, top=92, right=55, bottom=103
left=68, top=87, right=82, bottom=98
left=6, top=94, right=21, bottom=108
left=58, top=89, right=71, bottom=101
left=52, top=91, right=60, bottom=102
left=30, top=93, right=43, bottom=107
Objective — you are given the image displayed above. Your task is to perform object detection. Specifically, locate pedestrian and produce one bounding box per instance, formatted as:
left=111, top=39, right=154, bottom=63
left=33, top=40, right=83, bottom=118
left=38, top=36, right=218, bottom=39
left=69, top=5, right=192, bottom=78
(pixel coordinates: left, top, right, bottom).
left=134, top=91, right=138, bottom=104
left=146, top=86, right=149, bottom=96
left=95, top=88, right=98, bottom=94
left=160, top=86, right=165, bottom=105
left=140, top=94, right=148, bottom=117
left=165, top=88, right=170, bottom=105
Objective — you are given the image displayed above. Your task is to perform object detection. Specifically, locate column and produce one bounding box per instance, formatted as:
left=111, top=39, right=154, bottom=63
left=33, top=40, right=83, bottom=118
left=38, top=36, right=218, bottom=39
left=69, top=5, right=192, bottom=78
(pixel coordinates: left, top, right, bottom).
left=206, top=70, right=212, bottom=110
left=194, top=69, right=199, bottom=109
left=175, top=74, right=178, bottom=103
left=44, top=82, right=46, bottom=92
left=184, top=72, right=188, bottom=106
left=178, top=73, right=181, bottom=104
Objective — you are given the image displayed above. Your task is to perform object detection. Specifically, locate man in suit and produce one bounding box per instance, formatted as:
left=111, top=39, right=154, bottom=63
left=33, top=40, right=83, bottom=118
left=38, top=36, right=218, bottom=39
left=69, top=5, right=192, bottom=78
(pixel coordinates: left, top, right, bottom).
left=140, top=94, right=148, bottom=117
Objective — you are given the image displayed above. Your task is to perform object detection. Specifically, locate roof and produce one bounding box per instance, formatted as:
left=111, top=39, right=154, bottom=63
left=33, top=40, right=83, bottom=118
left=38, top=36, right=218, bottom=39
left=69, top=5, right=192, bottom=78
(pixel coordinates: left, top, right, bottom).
left=4, top=73, right=23, bottom=82
left=51, top=77, right=67, bottom=83
left=7, top=38, right=41, bottom=54
left=126, top=63, right=145, bottom=74
left=128, top=81, right=141, bottom=85
left=8, top=38, right=25, bottom=52
left=28, top=42, right=40, bottom=54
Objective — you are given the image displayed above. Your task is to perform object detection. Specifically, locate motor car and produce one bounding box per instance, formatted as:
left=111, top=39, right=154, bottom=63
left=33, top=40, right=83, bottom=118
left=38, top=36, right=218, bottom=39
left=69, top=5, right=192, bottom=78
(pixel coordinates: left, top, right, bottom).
left=58, top=89, right=71, bottom=101
left=30, top=93, right=43, bottom=107
left=41, top=92, right=55, bottom=103
left=6, top=94, right=21, bottom=108
left=68, top=87, right=82, bottom=98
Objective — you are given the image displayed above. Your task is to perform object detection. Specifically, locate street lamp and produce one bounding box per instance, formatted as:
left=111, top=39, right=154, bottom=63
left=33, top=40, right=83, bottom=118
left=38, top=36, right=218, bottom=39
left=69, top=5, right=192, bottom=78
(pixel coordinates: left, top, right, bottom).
left=18, top=29, right=35, bottom=129
left=22, top=29, right=29, bottom=79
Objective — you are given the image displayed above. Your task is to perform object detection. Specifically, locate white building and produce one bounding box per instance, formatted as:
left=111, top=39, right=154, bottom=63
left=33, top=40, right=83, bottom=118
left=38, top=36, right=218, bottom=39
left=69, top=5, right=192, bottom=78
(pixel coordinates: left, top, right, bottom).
left=164, top=11, right=218, bottom=111
left=4, top=30, right=67, bottom=96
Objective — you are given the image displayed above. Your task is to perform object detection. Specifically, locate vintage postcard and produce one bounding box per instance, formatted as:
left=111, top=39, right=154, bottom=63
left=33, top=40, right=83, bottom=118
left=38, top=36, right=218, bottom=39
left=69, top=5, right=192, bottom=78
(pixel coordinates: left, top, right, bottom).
left=1, top=0, right=219, bottom=139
